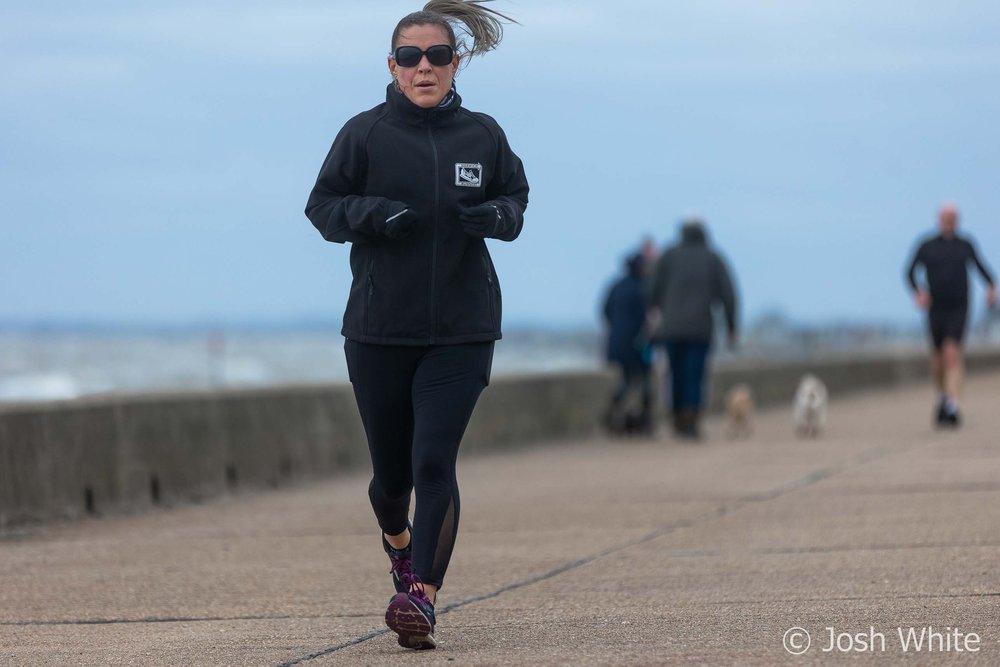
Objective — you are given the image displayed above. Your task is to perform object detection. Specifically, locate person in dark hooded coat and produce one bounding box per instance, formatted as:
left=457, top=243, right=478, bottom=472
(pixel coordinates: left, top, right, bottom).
left=602, top=253, right=653, bottom=434
left=647, top=218, right=738, bottom=439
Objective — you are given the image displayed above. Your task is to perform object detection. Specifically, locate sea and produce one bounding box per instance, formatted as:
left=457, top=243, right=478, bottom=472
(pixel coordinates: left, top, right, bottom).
left=0, top=327, right=604, bottom=403
left=2, top=320, right=996, bottom=404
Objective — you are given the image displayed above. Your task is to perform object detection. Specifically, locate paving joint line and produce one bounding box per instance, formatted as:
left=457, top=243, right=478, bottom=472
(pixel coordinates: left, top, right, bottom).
left=707, top=591, right=1000, bottom=607
left=0, top=612, right=374, bottom=627
left=275, top=440, right=911, bottom=666
left=656, top=541, right=1000, bottom=559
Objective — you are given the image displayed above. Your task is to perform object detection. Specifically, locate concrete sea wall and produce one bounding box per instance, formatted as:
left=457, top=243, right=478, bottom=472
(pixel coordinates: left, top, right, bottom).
left=2, top=347, right=999, bottom=528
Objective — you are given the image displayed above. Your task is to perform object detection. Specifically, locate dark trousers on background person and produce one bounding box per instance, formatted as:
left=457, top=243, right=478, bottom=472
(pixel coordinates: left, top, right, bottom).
left=606, top=361, right=653, bottom=435
left=663, top=339, right=711, bottom=437
left=611, top=361, right=652, bottom=410
left=344, top=339, right=494, bottom=589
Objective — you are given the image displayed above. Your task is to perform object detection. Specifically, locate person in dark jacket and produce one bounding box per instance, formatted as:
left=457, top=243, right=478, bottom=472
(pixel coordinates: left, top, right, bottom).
left=647, top=218, right=737, bottom=439
left=905, top=203, right=996, bottom=427
left=602, top=253, right=653, bottom=435
left=304, top=0, right=527, bottom=650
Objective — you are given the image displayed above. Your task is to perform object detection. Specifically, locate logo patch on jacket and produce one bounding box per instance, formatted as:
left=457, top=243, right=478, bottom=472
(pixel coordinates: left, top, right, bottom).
left=455, top=163, right=482, bottom=187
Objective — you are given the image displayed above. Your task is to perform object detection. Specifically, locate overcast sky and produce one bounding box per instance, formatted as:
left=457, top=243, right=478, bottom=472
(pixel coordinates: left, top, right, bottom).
left=3, top=1, right=999, bottom=329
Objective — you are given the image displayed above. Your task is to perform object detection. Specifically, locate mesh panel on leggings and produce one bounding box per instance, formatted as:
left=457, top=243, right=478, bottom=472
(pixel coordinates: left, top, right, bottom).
left=429, top=494, right=459, bottom=587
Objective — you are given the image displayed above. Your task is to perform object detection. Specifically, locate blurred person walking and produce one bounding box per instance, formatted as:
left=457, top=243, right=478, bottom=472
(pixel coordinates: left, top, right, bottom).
left=639, top=234, right=661, bottom=274
left=647, top=218, right=738, bottom=439
left=906, top=203, right=996, bottom=427
left=305, top=0, right=527, bottom=649
left=601, top=253, right=653, bottom=435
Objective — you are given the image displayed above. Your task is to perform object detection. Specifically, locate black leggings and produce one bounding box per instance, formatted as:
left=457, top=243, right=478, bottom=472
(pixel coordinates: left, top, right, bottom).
left=344, top=339, right=494, bottom=589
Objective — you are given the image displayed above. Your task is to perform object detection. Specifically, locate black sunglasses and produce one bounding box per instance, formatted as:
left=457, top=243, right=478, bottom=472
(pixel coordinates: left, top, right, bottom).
left=392, top=44, right=454, bottom=68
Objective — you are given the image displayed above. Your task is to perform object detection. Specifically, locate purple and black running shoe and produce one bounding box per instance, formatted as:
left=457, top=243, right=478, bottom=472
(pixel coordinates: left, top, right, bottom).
left=385, top=573, right=437, bottom=650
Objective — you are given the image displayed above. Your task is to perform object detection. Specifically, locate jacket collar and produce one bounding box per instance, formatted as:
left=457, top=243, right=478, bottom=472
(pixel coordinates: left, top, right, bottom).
left=385, top=83, right=462, bottom=125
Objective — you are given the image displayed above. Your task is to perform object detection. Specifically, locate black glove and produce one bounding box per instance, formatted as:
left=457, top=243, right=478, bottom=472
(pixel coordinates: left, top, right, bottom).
left=459, top=203, right=502, bottom=238
left=378, top=201, right=417, bottom=239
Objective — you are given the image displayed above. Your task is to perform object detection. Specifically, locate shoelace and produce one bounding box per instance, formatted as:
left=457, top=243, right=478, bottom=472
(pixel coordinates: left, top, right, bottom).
left=399, top=571, right=434, bottom=608
left=389, top=551, right=412, bottom=579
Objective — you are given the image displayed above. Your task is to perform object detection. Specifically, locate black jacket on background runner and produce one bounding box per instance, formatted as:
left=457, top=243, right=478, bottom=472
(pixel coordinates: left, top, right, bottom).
left=906, top=234, right=995, bottom=307
left=306, top=85, right=529, bottom=345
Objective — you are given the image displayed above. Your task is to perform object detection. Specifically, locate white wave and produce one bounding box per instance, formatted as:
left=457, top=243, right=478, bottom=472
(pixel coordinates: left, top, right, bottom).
left=0, top=373, right=81, bottom=401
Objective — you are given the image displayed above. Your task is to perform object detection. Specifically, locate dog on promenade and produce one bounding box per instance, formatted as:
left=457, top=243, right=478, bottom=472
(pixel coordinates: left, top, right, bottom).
left=725, top=383, right=755, bottom=439
left=793, top=374, right=828, bottom=438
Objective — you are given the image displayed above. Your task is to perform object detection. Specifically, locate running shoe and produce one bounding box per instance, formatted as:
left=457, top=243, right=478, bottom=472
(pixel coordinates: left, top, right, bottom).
left=935, top=399, right=949, bottom=427
left=381, top=522, right=412, bottom=594
left=385, top=574, right=436, bottom=650
left=936, top=399, right=962, bottom=429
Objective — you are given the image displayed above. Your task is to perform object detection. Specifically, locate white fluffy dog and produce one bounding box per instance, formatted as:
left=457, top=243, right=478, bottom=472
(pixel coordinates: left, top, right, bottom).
left=793, top=374, right=828, bottom=437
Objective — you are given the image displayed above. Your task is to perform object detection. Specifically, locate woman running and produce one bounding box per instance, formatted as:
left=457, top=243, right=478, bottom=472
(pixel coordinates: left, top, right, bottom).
left=304, top=0, right=527, bottom=650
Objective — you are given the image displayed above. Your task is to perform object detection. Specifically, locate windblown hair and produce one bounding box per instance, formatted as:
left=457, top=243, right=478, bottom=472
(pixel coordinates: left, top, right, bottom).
left=391, top=0, right=518, bottom=63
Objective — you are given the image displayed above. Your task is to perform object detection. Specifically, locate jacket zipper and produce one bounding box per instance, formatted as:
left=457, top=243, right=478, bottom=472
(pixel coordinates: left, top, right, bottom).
left=365, top=252, right=374, bottom=335
left=427, top=125, right=440, bottom=344
left=482, top=253, right=496, bottom=330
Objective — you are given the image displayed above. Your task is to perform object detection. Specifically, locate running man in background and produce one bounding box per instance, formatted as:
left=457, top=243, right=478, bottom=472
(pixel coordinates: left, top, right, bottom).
left=906, top=203, right=997, bottom=427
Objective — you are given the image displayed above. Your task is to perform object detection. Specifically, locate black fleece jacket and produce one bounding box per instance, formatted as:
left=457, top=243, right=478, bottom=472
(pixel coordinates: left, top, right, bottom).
left=306, top=85, right=529, bottom=345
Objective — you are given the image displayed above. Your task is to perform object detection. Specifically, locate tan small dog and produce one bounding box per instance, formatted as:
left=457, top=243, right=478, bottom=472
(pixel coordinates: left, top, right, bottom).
left=725, top=383, right=755, bottom=439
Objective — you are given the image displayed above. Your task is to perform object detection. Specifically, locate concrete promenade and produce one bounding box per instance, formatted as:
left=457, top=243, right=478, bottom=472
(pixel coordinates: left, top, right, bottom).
left=2, top=372, right=999, bottom=666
